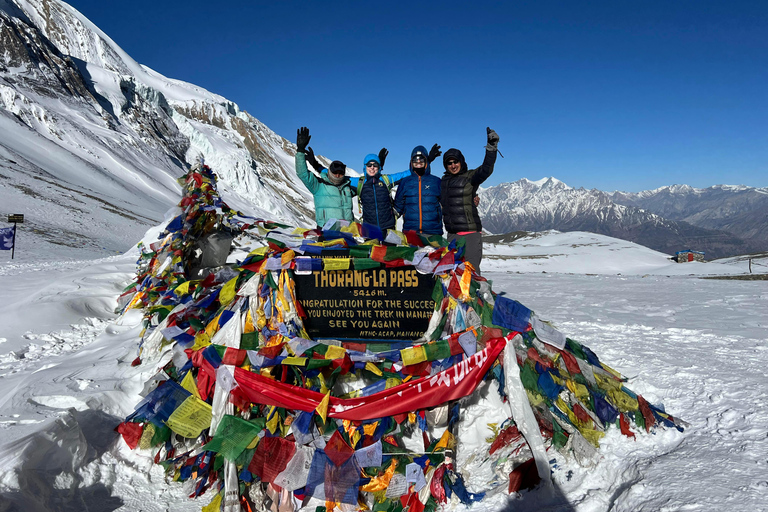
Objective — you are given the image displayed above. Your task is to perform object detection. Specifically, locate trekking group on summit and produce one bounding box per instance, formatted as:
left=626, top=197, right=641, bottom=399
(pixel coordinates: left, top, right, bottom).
left=294, top=126, right=500, bottom=273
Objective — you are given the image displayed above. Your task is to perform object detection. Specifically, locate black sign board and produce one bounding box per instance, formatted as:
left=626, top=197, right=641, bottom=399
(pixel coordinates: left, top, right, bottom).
left=293, top=266, right=436, bottom=341
left=8, top=214, right=23, bottom=223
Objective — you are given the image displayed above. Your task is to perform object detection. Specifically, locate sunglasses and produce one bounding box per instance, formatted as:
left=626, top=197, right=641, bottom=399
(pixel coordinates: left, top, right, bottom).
left=366, top=162, right=380, bottom=168
left=446, top=159, right=460, bottom=166
left=412, top=155, right=426, bottom=163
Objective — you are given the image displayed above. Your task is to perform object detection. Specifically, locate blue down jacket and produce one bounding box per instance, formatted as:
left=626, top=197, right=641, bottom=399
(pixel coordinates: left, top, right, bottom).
left=393, top=146, right=443, bottom=235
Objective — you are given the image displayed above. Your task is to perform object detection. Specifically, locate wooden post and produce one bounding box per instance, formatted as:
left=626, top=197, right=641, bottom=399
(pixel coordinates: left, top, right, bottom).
left=11, top=223, right=16, bottom=260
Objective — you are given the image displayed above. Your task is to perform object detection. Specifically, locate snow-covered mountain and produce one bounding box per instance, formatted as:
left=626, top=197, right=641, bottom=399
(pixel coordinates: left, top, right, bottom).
left=1, top=0, right=315, bottom=261
left=478, top=178, right=763, bottom=259
left=610, top=184, right=768, bottom=247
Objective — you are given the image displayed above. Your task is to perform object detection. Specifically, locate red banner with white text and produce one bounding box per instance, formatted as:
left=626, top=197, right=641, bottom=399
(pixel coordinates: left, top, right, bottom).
left=233, top=337, right=507, bottom=421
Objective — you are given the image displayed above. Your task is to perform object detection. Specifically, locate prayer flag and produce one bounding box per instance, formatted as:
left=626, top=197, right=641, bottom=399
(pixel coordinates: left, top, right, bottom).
left=0, top=226, right=15, bottom=250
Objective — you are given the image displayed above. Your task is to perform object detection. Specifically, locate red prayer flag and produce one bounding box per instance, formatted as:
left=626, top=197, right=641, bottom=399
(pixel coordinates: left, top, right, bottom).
left=249, top=436, right=296, bottom=483
left=324, top=430, right=355, bottom=466
left=117, top=421, right=144, bottom=450
left=619, top=413, right=636, bottom=439
left=637, top=395, right=656, bottom=433
left=508, top=457, right=541, bottom=493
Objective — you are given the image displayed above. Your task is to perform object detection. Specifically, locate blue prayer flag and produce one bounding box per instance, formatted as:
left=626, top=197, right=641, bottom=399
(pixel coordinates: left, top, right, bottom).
left=0, top=226, right=14, bottom=250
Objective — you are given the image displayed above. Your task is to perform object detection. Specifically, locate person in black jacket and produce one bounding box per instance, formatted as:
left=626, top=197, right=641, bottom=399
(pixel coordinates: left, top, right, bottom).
left=440, top=127, right=500, bottom=273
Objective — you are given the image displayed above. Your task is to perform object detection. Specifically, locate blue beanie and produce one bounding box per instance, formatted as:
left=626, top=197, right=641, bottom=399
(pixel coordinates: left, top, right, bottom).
left=363, top=153, right=380, bottom=167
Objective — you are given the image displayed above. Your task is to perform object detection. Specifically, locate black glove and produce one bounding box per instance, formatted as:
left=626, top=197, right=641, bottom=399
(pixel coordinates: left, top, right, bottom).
left=428, top=144, right=442, bottom=163
left=296, top=127, right=311, bottom=153
left=305, top=146, right=325, bottom=171
left=378, top=148, right=388, bottom=169
left=485, top=127, right=499, bottom=151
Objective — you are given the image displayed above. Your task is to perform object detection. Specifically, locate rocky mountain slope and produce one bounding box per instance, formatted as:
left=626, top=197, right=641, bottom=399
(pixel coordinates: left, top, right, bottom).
left=478, top=178, right=762, bottom=259
left=1, top=0, right=315, bottom=261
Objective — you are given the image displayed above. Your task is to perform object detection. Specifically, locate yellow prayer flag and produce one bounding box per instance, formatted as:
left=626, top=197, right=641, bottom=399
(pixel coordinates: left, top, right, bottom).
left=281, top=249, right=296, bottom=266
left=566, top=379, right=590, bottom=402
left=408, top=412, right=416, bottom=424
left=138, top=422, right=156, bottom=450
left=433, top=430, right=456, bottom=452
left=401, top=346, right=427, bottom=366
left=601, top=363, right=624, bottom=379
left=201, top=492, right=222, bottom=512
left=244, top=310, right=255, bottom=333
left=180, top=370, right=201, bottom=399
left=205, top=313, right=222, bottom=338
left=266, top=406, right=280, bottom=434
left=608, top=389, right=639, bottom=412
left=580, top=428, right=606, bottom=448
left=318, top=238, right=346, bottom=247
left=191, top=331, right=211, bottom=351
left=360, top=459, right=397, bottom=493
left=247, top=246, right=270, bottom=258
left=165, top=395, right=212, bottom=438
left=283, top=357, right=307, bottom=366
left=365, top=362, right=383, bottom=376
left=174, top=281, right=192, bottom=296
left=219, top=277, right=238, bottom=306
left=348, top=223, right=361, bottom=237
left=325, top=345, right=347, bottom=360
left=323, top=258, right=350, bottom=271
left=459, top=268, right=472, bottom=301
left=316, top=392, right=331, bottom=422
left=246, top=436, right=260, bottom=450
left=127, top=292, right=144, bottom=310
left=385, top=377, right=401, bottom=389
left=363, top=422, right=379, bottom=436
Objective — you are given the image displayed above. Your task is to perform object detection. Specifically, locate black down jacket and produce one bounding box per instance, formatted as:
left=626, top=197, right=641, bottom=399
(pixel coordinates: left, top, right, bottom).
left=440, top=148, right=497, bottom=233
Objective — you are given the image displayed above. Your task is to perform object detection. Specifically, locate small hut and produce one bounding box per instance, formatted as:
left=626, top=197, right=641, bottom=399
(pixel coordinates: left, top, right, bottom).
left=676, top=249, right=705, bottom=263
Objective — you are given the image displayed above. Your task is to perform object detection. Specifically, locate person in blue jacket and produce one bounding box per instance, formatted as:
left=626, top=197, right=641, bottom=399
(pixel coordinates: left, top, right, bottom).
left=348, top=151, right=410, bottom=230
left=393, top=144, right=443, bottom=235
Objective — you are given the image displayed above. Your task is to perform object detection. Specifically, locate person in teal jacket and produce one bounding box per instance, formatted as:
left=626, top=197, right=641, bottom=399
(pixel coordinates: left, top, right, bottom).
left=294, top=127, right=354, bottom=228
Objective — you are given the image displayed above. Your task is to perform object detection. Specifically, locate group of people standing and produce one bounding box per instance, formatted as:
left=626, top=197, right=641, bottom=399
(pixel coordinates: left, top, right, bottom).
left=294, top=127, right=499, bottom=272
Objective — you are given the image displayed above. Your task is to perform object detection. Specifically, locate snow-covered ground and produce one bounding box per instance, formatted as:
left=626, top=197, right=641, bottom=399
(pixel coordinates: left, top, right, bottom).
left=1, top=234, right=766, bottom=511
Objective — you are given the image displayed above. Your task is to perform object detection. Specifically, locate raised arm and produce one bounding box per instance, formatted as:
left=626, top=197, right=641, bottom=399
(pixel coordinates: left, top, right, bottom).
left=470, top=127, right=499, bottom=187
left=295, top=127, right=321, bottom=194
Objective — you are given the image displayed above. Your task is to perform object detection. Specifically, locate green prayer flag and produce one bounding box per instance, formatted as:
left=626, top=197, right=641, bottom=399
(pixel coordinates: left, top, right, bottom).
left=424, top=340, right=451, bottom=361
left=349, top=246, right=372, bottom=258
left=240, top=332, right=261, bottom=350
left=204, top=414, right=264, bottom=461
left=353, top=258, right=381, bottom=270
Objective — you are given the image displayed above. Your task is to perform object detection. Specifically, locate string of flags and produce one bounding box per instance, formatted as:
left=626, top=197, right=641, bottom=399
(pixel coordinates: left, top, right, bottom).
left=116, top=163, right=685, bottom=512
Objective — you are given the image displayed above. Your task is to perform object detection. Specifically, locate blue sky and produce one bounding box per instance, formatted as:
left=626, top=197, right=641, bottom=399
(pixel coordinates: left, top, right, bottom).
left=71, top=0, right=766, bottom=191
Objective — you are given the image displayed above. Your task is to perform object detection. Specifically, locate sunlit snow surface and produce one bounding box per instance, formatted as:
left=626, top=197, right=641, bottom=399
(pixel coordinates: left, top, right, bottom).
left=0, top=236, right=766, bottom=511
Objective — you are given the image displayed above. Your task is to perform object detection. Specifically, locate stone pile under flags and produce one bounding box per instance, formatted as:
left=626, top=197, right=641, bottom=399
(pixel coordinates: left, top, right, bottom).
left=115, top=163, right=686, bottom=512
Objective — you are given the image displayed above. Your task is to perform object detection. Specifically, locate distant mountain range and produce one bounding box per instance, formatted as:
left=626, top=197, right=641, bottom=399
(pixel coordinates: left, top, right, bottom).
left=479, top=179, right=768, bottom=259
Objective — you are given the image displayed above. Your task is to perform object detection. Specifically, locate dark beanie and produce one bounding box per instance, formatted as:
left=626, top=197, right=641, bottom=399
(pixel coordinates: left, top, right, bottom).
left=443, top=148, right=467, bottom=171
left=329, top=161, right=346, bottom=175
